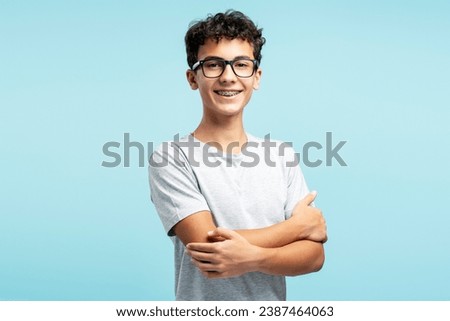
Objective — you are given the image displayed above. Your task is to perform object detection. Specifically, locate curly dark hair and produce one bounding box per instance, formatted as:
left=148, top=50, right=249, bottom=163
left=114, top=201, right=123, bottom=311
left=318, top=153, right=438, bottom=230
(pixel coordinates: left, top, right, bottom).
left=185, top=10, right=266, bottom=69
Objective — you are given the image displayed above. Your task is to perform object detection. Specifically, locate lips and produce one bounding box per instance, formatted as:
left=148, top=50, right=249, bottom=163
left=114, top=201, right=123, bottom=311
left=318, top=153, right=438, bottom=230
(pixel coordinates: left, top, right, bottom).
left=214, top=90, right=243, bottom=97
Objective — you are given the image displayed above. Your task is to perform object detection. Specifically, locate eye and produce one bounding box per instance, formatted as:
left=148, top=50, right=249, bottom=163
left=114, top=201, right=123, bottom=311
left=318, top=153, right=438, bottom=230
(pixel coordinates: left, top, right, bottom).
left=204, top=60, right=223, bottom=69
left=233, top=60, right=252, bottom=69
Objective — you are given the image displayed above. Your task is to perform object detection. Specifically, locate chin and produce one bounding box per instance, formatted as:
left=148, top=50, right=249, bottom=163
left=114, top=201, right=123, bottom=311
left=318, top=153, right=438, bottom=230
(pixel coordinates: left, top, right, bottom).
left=216, top=104, right=246, bottom=116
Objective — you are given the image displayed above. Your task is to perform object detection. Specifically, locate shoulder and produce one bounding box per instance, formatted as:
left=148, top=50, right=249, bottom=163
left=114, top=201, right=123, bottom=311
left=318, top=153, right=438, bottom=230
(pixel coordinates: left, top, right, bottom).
left=149, top=134, right=196, bottom=168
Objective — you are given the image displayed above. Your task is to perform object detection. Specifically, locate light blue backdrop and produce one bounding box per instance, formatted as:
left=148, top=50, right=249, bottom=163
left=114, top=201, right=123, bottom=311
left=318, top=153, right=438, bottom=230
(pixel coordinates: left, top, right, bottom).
left=1, top=0, right=449, bottom=300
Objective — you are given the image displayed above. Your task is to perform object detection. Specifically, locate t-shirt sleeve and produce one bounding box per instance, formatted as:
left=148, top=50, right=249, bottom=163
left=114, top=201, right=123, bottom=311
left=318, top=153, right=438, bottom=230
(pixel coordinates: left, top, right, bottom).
left=283, top=145, right=310, bottom=218
left=148, top=143, right=210, bottom=236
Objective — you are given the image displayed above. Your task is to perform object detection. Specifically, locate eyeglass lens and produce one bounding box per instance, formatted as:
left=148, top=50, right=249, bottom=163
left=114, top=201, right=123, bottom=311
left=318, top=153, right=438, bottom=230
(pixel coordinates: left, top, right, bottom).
left=202, top=59, right=255, bottom=78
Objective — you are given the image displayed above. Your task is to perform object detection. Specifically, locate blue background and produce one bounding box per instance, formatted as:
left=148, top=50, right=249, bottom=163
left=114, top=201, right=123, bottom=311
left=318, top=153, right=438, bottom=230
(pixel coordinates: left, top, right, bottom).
left=1, top=0, right=449, bottom=300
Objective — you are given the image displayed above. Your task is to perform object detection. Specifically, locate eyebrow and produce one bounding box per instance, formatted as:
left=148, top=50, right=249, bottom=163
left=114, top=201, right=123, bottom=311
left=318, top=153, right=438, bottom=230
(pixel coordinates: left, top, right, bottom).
left=202, top=55, right=253, bottom=60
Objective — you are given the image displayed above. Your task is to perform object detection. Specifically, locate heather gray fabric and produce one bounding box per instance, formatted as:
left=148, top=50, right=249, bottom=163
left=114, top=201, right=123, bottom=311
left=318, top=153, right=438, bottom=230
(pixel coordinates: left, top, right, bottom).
left=148, top=133, right=309, bottom=300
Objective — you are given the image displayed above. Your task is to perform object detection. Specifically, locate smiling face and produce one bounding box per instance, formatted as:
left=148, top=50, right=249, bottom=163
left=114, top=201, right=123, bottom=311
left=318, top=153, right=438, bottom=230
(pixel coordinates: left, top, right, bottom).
left=186, top=38, right=262, bottom=120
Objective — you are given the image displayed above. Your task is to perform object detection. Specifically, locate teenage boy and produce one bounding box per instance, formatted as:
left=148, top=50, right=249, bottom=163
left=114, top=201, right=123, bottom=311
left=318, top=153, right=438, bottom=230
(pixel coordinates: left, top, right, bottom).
left=149, top=10, right=327, bottom=301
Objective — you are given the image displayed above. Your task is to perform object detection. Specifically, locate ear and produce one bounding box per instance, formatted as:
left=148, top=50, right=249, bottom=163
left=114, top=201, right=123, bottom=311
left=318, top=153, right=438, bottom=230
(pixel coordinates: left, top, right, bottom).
left=186, top=69, right=199, bottom=90
left=252, top=68, right=262, bottom=90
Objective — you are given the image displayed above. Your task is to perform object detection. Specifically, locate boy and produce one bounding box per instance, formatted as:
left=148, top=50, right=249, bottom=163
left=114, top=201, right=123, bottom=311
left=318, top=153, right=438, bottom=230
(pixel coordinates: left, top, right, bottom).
left=149, top=10, right=327, bottom=301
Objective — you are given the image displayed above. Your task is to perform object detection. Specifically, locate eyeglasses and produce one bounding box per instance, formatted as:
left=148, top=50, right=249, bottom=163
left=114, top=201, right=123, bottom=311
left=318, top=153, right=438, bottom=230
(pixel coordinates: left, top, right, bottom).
left=191, top=58, right=259, bottom=78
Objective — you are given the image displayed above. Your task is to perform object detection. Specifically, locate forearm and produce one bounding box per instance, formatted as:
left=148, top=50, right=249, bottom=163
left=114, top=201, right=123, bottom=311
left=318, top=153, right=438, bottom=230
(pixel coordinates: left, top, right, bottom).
left=174, top=210, right=309, bottom=248
left=188, top=231, right=325, bottom=279
left=254, top=240, right=325, bottom=276
left=235, top=216, right=302, bottom=248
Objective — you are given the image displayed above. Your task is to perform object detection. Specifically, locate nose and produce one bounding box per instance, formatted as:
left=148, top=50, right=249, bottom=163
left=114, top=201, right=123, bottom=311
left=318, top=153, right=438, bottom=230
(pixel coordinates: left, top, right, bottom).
left=219, top=63, right=237, bottom=82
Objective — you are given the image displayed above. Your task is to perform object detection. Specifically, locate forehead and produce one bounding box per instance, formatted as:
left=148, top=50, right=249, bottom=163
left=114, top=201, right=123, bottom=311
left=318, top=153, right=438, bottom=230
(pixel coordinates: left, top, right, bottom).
left=197, top=38, right=254, bottom=60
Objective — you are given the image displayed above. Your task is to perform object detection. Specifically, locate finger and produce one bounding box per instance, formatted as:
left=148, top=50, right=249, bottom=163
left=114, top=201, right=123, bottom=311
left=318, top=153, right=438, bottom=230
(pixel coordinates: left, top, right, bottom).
left=204, top=271, right=228, bottom=279
left=207, top=227, right=240, bottom=241
left=192, top=259, right=217, bottom=272
left=298, top=191, right=318, bottom=207
left=186, top=242, right=216, bottom=253
left=188, top=250, right=217, bottom=263
left=207, top=234, right=226, bottom=242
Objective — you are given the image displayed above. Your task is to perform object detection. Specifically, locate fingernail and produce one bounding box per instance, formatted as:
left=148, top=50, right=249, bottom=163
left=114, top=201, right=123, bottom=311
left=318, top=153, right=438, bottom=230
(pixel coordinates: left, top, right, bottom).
left=311, top=190, right=318, bottom=196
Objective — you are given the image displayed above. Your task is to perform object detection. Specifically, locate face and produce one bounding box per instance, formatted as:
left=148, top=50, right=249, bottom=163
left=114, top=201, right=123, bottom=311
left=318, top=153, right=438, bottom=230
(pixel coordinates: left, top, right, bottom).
left=186, top=38, right=262, bottom=119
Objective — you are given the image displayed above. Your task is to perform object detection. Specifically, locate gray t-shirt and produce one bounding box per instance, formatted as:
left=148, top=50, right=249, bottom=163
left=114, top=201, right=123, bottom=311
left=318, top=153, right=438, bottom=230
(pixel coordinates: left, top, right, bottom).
left=148, top=133, right=309, bottom=300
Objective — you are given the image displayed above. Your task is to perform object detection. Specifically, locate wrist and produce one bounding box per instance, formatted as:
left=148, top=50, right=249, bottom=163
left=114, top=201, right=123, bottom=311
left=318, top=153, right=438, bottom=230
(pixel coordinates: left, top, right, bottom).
left=246, top=245, right=267, bottom=273
left=289, top=214, right=308, bottom=241
left=252, top=246, right=276, bottom=274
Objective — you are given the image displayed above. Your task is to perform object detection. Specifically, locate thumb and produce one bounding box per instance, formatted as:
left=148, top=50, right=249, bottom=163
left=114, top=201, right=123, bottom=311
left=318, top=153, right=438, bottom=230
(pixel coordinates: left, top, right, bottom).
left=298, top=191, right=318, bottom=207
left=207, top=227, right=239, bottom=240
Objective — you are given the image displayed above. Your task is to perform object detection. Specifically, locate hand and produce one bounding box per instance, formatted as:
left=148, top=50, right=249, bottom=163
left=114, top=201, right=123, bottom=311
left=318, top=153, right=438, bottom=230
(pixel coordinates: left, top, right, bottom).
left=186, top=227, right=261, bottom=279
left=292, top=191, right=328, bottom=243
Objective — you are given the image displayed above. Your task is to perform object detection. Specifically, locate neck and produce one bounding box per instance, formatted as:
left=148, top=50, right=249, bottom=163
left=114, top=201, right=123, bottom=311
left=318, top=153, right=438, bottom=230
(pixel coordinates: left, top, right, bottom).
left=193, top=113, right=247, bottom=154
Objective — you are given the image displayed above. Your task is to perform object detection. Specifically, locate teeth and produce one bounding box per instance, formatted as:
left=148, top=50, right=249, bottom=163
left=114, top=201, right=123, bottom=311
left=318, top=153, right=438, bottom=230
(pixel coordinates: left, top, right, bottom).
left=216, top=91, right=240, bottom=97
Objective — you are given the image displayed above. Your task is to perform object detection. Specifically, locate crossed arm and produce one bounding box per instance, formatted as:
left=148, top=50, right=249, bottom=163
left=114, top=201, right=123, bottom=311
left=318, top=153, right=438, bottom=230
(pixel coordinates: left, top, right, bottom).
left=173, top=192, right=327, bottom=279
